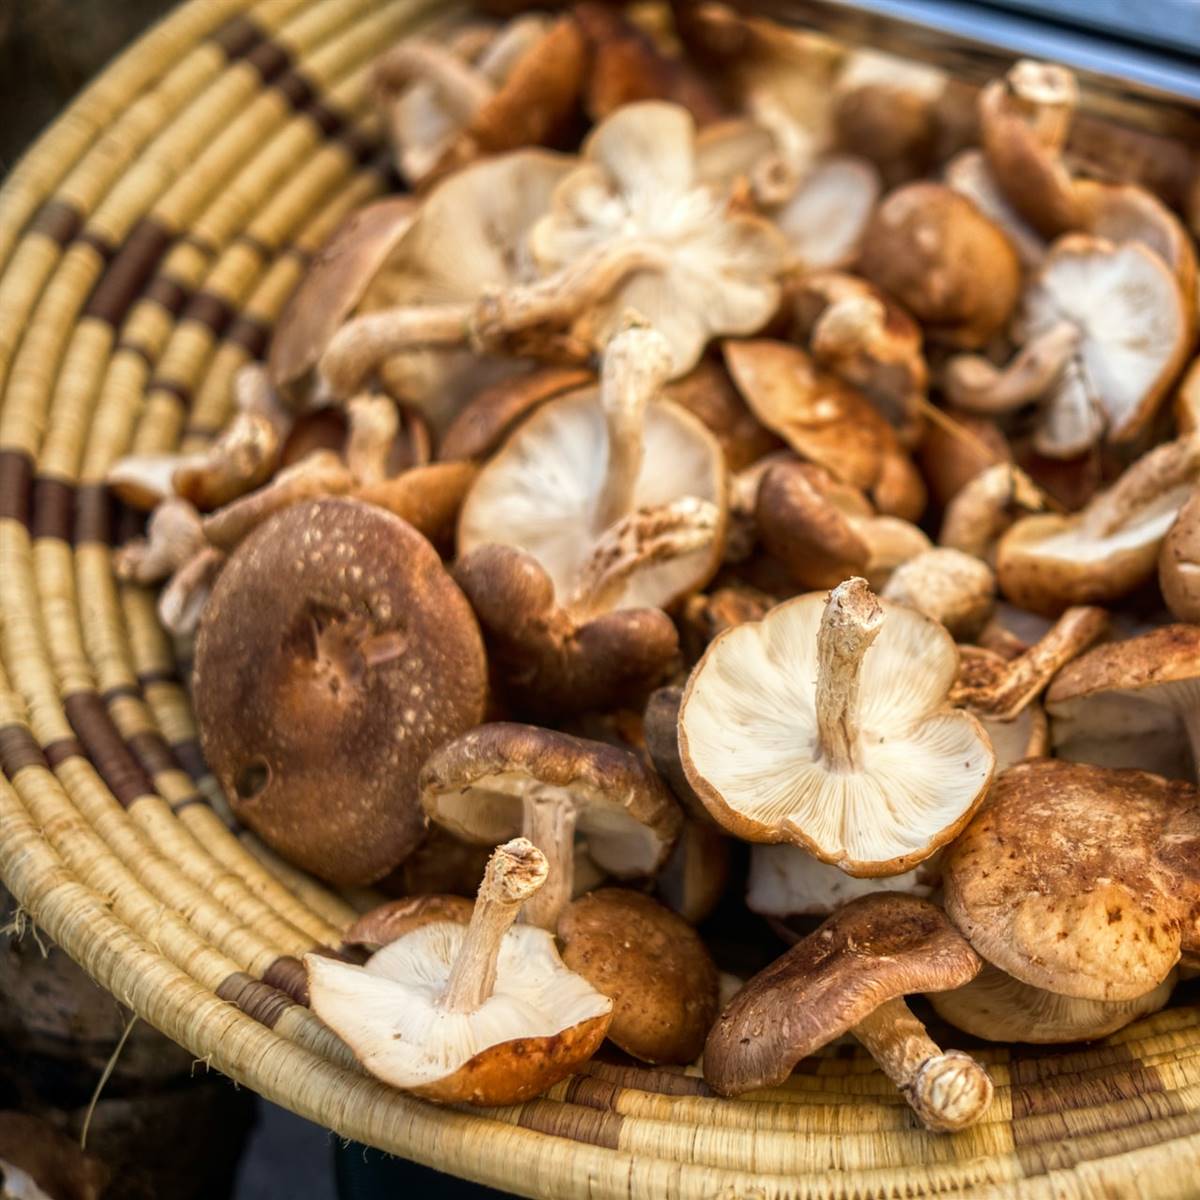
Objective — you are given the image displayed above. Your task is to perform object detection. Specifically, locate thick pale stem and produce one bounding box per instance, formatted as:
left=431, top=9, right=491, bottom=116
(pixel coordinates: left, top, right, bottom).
left=1006, top=60, right=1077, bottom=150
left=1086, top=434, right=1200, bottom=539
left=375, top=41, right=495, bottom=122
left=815, top=577, right=884, bottom=772
left=440, top=838, right=548, bottom=1014
left=345, top=394, right=400, bottom=486
left=943, top=322, right=1079, bottom=415
left=853, top=997, right=994, bottom=1132
left=568, top=498, right=720, bottom=619
left=593, top=322, right=675, bottom=532
left=519, top=788, right=579, bottom=932
left=747, top=90, right=814, bottom=206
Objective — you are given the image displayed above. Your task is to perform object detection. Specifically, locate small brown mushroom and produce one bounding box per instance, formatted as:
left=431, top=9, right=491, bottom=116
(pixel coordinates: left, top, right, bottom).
left=705, top=893, right=993, bottom=1132
left=943, top=759, right=1200, bottom=1000
left=680, top=578, right=994, bottom=875
left=944, top=148, right=1046, bottom=269
left=679, top=582, right=781, bottom=661
left=917, top=409, right=1012, bottom=509
left=307, top=838, right=612, bottom=1104
left=343, top=894, right=474, bottom=952
left=996, top=433, right=1200, bottom=613
left=194, top=498, right=487, bottom=885
left=420, top=722, right=681, bottom=932
left=558, top=888, right=719, bottom=1063
left=1160, top=487, right=1200, bottom=623
left=1045, top=624, right=1200, bottom=782
left=857, top=182, right=1021, bottom=349
left=881, top=547, right=996, bottom=641
left=356, top=460, right=478, bottom=553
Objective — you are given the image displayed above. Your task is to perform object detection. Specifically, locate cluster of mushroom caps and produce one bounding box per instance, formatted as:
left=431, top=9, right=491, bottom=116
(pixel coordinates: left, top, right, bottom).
left=109, top=2, right=1200, bottom=1131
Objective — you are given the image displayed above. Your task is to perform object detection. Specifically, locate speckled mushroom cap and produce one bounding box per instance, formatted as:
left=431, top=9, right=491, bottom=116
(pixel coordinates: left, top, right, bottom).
left=419, top=723, right=682, bottom=877
left=558, top=888, right=719, bottom=1064
left=704, top=894, right=982, bottom=1094
left=193, top=498, right=487, bottom=886
left=1045, top=625, right=1200, bottom=780
left=943, top=759, right=1200, bottom=1000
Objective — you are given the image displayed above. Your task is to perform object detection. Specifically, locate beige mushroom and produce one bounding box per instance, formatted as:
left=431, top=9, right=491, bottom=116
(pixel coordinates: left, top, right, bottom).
left=1160, top=486, right=1200, bottom=623
left=881, top=547, right=996, bottom=641
left=112, top=498, right=206, bottom=585
left=679, top=578, right=994, bottom=875
left=939, top=463, right=1045, bottom=562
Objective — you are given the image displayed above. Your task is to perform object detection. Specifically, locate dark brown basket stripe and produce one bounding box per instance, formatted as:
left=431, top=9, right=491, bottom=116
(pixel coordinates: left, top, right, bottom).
left=62, top=691, right=155, bottom=807
left=217, top=970, right=295, bottom=1030
left=517, top=1100, right=623, bottom=1151
left=0, top=450, right=33, bottom=528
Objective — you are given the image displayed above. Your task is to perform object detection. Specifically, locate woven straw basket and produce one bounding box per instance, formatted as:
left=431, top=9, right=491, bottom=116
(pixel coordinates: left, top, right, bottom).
left=1, top=1, right=1199, bottom=1196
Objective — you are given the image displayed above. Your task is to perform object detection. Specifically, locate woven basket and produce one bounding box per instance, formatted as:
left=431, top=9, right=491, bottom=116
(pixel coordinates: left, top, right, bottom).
left=1, top=1, right=1199, bottom=1196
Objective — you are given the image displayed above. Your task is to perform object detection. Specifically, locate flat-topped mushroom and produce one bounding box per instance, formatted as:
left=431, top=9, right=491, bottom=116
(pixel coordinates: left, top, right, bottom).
left=459, top=324, right=727, bottom=613
left=420, top=722, right=681, bottom=932
left=746, top=844, right=940, bottom=919
left=942, top=235, right=1190, bottom=458
left=307, top=839, right=612, bottom=1104
left=1045, top=625, right=1200, bottom=781
left=558, top=888, right=719, bottom=1063
left=881, top=547, right=996, bottom=641
left=943, top=759, right=1200, bottom=1000
left=857, top=182, right=1021, bottom=349
left=1161, top=488, right=1200, bottom=623
left=705, top=893, right=993, bottom=1132
left=928, top=961, right=1176, bottom=1044
left=528, top=101, right=789, bottom=375
left=376, top=15, right=586, bottom=188
left=194, top=498, right=487, bottom=885
left=680, top=578, right=994, bottom=875
left=723, top=339, right=926, bottom=521
left=996, top=433, right=1200, bottom=613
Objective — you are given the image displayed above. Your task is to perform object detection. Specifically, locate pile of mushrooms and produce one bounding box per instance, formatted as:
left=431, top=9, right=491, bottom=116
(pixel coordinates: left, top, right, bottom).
left=109, top=2, right=1200, bottom=1133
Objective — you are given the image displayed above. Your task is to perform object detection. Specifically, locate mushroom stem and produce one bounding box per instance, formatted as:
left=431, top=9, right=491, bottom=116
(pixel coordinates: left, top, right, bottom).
left=1005, top=60, right=1077, bottom=150
left=852, top=997, right=994, bottom=1132
left=440, top=838, right=549, bottom=1014
left=569, top=498, right=720, bottom=619
left=815, top=577, right=884, bottom=772
left=747, top=90, right=814, bottom=207
left=520, top=788, right=580, bottom=932
left=942, top=321, right=1079, bottom=415
left=345, top=394, right=400, bottom=486
left=594, top=323, right=676, bottom=531
left=374, top=41, right=494, bottom=123
left=1085, top=434, right=1200, bottom=539
left=940, top=464, right=1044, bottom=560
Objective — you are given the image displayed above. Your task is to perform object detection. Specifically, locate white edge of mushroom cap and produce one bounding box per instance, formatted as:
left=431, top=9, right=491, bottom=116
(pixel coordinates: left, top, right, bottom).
left=774, top=155, right=881, bottom=271
left=458, top=388, right=724, bottom=609
left=680, top=593, right=994, bottom=873
left=306, top=923, right=611, bottom=1089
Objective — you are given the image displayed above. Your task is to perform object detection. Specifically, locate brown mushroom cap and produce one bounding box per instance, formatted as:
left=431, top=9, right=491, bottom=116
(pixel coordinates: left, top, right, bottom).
left=194, top=498, right=487, bottom=885
left=943, top=759, right=1200, bottom=1000
left=656, top=818, right=731, bottom=924
left=704, top=893, right=982, bottom=1093
left=1045, top=625, right=1200, bottom=781
left=1161, top=488, right=1200, bottom=623
left=857, top=182, right=1021, bottom=348
left=343, top=894, right=474, bottom=951
left=558, top=888, right=719, bottom=1064
left=419, top=722, right=682, bottom=878
left=928, top=960, right=1176, bottom=1044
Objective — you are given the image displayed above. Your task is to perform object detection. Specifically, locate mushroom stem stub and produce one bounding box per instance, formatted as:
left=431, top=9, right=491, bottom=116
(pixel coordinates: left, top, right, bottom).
left=520, top=788, right=580, bottom=932
left=852, top=997, right=994, bottom=1132
left=440, top=838, right=549, bottom=1013
left=815, top=578, right=884, bottom=772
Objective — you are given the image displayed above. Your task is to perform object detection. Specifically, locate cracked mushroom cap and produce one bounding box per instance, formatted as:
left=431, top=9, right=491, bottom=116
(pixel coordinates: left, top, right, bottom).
left=996, top=434, right=1200, bottom=614
left=1045, top=625, right=1200, bottom=781
left=558, top=888, right=719, bottom=1064
left=857, top=182, right=1021, bottom=349
left=704, top=893, right=982, bottom=1094
left=419, top=722, right=682, bottom=878
left=1160, top=487, right=1200, bottom=623
left=943, top=759, right=1200, bottom=1000
left=193, top=498, right=487, bottom=885
left=528, top=101, right=789, bottom=376
left=679, top=581, right=994, bottom=876
left=928, top=960, right=1176, bottom=1044
left=723, top=339, right=926, bottom=521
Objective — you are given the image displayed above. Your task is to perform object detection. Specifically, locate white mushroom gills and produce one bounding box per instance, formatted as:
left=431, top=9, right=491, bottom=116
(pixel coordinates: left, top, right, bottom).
left=441, top=838, right=550, bottom=1012
left=815, top=578, right=884, bottom=772
left=852, top=998, right=994, bottom=1133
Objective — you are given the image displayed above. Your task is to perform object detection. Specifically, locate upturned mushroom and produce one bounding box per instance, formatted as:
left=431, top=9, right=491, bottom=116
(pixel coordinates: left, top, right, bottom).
left=928, top=961, right=1176, bottom=1044
left=996, top=433, right=1200, bottom=613
left=375, top=14, right=586, bottom=188
left=942, top=235, right=1190, bottom=458
left=881, top=548, right=996, bottom=641
left=458, top=323, right=727, bottom=613
left=943, top=759, right=1200, bottom=1001
left=193, top=498, right=487, bottom=885
left=420, top=722, right=681, bottom=932
left=1045, top=624, right=1200, bottom=782
left=857, top=182, right=1021, bottom=349
left=679, top=577, right=994, bottom=875
left=723, top=339, right=926, bottom=520
left=307, top=839, right=612, bottom=1104
left=1160, top=487, right=1200, bottom=623
left=705, top=893, right=994, bottom=1132
left=558, top=888, right=719, bottom=1064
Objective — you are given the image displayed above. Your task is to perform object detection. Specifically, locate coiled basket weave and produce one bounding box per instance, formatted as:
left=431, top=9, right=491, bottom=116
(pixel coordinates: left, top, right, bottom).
left=1, top=1, right=1199, bottom=1196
